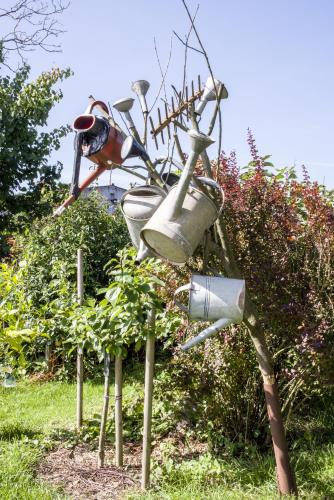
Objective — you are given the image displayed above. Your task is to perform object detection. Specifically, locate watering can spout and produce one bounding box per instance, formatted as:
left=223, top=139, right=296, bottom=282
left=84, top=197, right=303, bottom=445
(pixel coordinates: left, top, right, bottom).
left=181, top=317, right=233, bottom=351
left=167, top=129, right=215, bottom=220
left=135, top=240, right=151, bottom=263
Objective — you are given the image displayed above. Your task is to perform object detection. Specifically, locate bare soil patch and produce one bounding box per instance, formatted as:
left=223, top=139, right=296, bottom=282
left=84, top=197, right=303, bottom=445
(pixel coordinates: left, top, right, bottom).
left=37, top=443, right=141, bottom=499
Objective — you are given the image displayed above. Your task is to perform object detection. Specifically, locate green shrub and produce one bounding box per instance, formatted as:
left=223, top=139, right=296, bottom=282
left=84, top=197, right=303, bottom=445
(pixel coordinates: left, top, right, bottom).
left=0, top=192, right=130, bottom=374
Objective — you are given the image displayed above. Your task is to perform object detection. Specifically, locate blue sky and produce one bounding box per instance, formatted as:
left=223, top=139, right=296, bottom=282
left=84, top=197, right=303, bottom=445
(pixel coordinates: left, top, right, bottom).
left=8, top=0, right=334, bottom=189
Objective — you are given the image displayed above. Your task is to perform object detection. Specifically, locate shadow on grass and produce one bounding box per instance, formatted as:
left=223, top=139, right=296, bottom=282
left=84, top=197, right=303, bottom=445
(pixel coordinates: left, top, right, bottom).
left=0, top=422, right=41, bottom=442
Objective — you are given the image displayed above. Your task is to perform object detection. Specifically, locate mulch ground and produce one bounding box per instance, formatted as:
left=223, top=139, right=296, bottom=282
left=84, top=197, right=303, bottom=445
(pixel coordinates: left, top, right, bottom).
left=37, top=434, right=208, bottom=499
left=37, top=443, right=142, bottom=499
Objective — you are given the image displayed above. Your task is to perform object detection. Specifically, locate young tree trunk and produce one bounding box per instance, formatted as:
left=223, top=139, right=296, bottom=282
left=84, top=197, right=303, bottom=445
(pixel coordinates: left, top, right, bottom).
left=98, top=351, right=111, bottom=468
left=141, top=306, right=156, bottom=490
left=76, top=248, right=84, bottom=430
left=212, top=220, right=297, bottom=495
left=115, top=354, right=123, bottom=467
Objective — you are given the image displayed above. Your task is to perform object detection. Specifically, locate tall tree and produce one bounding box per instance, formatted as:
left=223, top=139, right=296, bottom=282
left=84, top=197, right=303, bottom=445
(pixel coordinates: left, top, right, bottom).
left=0, top=1, right=71, bottom=255
left=0, top=64, right=71, bottom=246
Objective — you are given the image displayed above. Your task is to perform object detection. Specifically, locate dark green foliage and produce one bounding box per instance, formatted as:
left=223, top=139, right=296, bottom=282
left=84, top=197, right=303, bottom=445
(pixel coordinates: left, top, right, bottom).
left=19, top=191, right=130, bottom=300
left=0, top=192, right=130, bottom=373
left=0, top=64, right=71, bottom=253
left=153, top=329, right=264, bottom=450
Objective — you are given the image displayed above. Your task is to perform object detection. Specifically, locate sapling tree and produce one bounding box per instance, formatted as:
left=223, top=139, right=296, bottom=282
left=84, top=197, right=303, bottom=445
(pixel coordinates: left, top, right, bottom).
left=90, top=248, right=178, bottom=468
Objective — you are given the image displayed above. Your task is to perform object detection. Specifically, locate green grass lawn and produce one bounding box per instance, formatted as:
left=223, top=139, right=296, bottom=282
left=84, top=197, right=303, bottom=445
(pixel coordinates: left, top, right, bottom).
left=0, top=376, right=142, bottom=499
left=0, top=377, right=333, bottom=499
left=0, top=380, right=104, bottom=433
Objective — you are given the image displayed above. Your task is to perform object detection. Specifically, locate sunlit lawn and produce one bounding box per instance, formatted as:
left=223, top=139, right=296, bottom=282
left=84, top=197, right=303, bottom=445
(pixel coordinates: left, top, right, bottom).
left=0, top=377, right=333, bottom=499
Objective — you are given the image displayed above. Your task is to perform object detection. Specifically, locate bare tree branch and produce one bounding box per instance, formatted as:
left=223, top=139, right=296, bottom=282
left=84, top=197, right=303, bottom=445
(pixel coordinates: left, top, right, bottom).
left=172, top=29, right=203, bottom=56
left=179, top=3, right=199, bottom=102
left=149, top=35, right=173, bottom=114
left=0, top=0, right=69, bottom=68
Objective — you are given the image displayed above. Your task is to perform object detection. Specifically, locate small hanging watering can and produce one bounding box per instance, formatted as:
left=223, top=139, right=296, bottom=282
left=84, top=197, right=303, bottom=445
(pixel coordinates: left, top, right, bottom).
left=174, top=274, right=246, bottom=350
left=140, top=129, right=222, bottom=264
left=120, top=185, right=167, bottom=262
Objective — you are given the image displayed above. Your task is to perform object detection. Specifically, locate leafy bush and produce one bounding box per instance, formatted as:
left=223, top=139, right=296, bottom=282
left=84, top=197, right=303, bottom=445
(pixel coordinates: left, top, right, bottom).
left=0, top=261, right=38, bottom=369
left=90, top=249, right=180, bottom=356
left=153, top=330, right=264, bottom=452
left=151, top=132, right=334, bottom=449
left=213, top=132, right=334, bottom=401
left=159, top=131, right=334, bottom=446
left=17, top=190, right=130, bottom=299
left=0, top=192, right=130, bottom=374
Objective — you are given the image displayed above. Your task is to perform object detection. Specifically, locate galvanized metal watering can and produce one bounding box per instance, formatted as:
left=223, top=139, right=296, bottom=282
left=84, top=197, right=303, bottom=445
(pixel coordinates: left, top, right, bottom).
left=120, top=185, right=167, bottom=262
left=140, top=129, right=221, bottom=264
left=174, top=274, right=245, bottom=350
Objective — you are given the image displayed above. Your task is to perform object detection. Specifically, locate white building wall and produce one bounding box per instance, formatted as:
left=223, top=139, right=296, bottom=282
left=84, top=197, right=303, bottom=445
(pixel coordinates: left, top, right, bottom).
left=83, top=184, right=126, bottom=213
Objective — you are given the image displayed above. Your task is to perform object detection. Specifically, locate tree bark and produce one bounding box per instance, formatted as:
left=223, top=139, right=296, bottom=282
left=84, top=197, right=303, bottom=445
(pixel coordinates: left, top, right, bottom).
left=212, top=219, right=297, bottom=496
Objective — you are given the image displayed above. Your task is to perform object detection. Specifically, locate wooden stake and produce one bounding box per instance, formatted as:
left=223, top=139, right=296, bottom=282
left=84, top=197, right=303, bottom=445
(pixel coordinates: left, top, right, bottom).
left=141, top=307, right=156, bottom=490
left=45, top=341, right=52, bottom=372
left=115, top=355, right=123, bottom=467
left=76, top=347, right=83, bottom=430
left=98, top=351, right=111, bottom=468
left=76, top=248, right=84, bottom=430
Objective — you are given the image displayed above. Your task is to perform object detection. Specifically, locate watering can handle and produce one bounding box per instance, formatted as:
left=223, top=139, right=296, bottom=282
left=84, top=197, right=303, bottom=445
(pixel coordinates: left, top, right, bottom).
left=85, top=100, right=109, bottom=116
left=196, top=177, right=225, bottom=216
left=174, top=283, right=191, bottom=313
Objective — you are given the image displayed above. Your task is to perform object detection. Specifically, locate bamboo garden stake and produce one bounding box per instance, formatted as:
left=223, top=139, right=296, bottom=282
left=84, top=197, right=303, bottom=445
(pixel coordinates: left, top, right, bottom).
left=141, top=306, right=156, bottom=490
left=98, top=351, right=111, bottom=468
left=115, top=354, right=123, bottom=467
left=76, top=248, right=84, bottom=430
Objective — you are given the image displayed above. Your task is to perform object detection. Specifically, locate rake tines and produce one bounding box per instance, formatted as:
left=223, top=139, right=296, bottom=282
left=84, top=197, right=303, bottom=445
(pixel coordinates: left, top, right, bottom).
left=149, top=76, right=203, bottom=148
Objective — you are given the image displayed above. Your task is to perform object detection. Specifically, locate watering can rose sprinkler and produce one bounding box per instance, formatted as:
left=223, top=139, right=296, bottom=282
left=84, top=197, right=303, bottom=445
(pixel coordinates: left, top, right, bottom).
left=194, top=76, right=228, bottom=116
left=131, top=80, right=150, bottom=115
left=113, top=95, right=164, bottom=188
left=174, top=275, right=246, bottom=350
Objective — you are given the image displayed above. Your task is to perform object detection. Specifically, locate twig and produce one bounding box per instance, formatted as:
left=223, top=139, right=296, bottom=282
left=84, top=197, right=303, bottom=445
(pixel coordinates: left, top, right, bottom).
left=180, top=0, right=223, bottom=163
left=173, top=30, right=204, bottom=55
left=0, top=0, right=69, bottom=67
left=149, top=35, right=173, bottom=114
left=117, top=165, right=147, bottom=181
